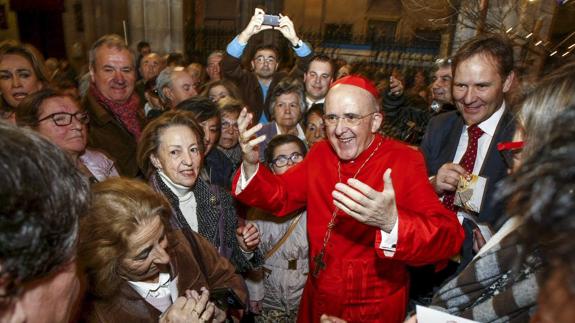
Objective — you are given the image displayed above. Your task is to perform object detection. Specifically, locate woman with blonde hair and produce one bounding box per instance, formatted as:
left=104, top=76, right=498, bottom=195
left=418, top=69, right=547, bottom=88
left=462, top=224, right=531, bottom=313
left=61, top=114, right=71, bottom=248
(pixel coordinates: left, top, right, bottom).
left=202, top=79, right=242, bottom=103
left=79, top=177, right=245, bottom=322
left=0, top=41, right=48, bottom=123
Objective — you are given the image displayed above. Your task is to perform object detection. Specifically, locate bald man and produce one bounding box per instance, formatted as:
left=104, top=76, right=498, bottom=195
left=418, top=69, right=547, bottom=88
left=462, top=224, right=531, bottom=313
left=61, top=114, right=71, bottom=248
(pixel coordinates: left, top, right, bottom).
left=233, top=75, right=463, bottom=322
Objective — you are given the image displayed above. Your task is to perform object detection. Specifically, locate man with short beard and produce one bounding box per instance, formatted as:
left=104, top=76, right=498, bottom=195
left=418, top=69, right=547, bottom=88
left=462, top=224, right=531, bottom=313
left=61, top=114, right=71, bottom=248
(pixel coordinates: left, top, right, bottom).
left=83, top=34, right=144, bottom=177
left=222, top=8, right=312, bottom=124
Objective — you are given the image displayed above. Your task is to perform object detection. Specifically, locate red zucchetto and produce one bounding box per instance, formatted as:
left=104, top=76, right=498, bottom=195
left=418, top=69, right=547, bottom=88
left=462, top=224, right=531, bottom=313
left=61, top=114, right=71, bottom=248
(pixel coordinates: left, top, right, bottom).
left=330, top=75, right=380, bottom=100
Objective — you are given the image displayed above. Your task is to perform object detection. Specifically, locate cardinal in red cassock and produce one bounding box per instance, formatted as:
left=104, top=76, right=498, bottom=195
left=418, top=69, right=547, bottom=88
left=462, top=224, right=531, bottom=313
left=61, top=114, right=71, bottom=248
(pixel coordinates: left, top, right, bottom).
left=232, top=75, right=464, bottom=323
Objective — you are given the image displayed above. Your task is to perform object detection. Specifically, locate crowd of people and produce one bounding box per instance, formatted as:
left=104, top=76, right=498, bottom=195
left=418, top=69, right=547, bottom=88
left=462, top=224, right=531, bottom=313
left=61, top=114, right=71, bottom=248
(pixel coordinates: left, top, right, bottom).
left=1, top=7, right=574, bottom=323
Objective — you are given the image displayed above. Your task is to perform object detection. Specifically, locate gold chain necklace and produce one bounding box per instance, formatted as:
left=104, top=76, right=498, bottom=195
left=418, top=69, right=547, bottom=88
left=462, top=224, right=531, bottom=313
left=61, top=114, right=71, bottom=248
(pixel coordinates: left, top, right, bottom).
left=312, top=139, right=383, bottom=277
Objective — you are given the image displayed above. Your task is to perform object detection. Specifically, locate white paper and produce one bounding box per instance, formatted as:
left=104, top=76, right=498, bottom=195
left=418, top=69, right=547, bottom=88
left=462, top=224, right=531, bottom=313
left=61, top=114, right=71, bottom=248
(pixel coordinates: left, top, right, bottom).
left=416, top=305, right=479, bottom=323
left=454, top=175, right=487, bottom=213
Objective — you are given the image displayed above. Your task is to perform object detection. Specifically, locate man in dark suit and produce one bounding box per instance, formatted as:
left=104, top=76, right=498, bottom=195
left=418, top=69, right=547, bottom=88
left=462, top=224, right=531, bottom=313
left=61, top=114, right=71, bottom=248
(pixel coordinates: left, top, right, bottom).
left=221, top=8, right=312, bottom=124
left=421, top=33, right=516, bottom=268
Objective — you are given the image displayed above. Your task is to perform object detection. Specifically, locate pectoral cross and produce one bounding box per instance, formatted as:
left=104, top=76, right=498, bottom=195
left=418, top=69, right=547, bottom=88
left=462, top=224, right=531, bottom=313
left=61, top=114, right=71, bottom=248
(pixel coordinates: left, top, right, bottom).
left=312, top=250, right=326, bottom=277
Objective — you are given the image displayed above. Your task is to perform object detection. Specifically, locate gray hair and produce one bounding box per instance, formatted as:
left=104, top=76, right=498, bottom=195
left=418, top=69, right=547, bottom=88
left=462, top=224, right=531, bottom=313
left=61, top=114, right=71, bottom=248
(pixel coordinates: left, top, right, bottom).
left=88, top=34, right=135, bottom=69
left=155, top=66, right=181, bottom=103
left=0, top=123, right=89, bottom=300
left=207, top=50, right=224, bottom=63
left=432, top=57, right=452, bottom=73
left=269, top=77, right=306, bottom=117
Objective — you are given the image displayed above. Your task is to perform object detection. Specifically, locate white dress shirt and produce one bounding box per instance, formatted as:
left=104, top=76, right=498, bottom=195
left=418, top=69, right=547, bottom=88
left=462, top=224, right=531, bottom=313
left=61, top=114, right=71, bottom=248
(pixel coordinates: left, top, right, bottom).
left=128, top=272, right=179, bottom=312
left=452, top=103, right=507, bottom=240
left=305, top=96, right=325, bottom=110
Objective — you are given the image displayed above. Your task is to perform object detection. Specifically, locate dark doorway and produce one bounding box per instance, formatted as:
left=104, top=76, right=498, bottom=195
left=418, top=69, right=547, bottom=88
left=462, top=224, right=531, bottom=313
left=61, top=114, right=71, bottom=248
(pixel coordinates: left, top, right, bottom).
left=10, top=0, right=66, bottom=59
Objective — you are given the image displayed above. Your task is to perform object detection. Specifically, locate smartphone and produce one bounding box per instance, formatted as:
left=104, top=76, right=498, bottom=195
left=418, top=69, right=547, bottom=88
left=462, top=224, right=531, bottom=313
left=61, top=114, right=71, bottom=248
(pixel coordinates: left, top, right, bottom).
left=263, top=14, right=280, bottom=27
left=209, top=287, right=245, bottom=310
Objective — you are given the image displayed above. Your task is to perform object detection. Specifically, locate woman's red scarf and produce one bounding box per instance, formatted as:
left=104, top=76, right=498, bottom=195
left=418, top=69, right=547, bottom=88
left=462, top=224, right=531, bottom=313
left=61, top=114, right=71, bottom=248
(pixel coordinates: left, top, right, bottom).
left=90, top=83, right=142, bottom=140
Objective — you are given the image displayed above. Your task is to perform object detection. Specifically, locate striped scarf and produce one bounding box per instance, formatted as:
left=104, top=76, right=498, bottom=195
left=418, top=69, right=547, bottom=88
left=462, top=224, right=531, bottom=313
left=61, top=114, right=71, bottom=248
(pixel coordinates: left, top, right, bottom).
left=431, top=229, right=541, bottom=322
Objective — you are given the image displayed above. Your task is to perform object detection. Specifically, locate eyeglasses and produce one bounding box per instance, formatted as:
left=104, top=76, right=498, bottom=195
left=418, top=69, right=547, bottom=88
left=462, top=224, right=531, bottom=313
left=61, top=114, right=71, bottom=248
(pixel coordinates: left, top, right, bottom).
left=271, top=152, right=303, bottom=168
left=254, top=56, right=277, bottom=64
left=323, top=112, right=376, bottom=127
left=497, top=141, right=524, bottom=169
left=435, top=57, right=452, bottom=65
left=38, top=111, right=90, bottom=126
left=221, top=120, right=239, bottom=131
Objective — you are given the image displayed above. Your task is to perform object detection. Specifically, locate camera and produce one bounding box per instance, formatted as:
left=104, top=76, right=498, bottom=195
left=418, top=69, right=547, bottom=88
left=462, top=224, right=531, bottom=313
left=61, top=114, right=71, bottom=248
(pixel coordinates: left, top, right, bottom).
left=262, top=14, right=280, bottom=27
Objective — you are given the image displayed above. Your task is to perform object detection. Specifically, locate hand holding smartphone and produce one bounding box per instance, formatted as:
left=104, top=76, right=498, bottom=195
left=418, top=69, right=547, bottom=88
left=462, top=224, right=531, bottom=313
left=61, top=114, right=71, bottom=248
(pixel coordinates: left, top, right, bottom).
left=210, top=287, right=245, bottom=310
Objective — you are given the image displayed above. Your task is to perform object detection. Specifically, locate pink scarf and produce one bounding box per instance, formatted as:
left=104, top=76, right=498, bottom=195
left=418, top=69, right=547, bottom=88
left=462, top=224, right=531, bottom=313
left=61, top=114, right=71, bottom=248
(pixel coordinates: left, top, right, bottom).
left=90, top=84, right=142, bottom=140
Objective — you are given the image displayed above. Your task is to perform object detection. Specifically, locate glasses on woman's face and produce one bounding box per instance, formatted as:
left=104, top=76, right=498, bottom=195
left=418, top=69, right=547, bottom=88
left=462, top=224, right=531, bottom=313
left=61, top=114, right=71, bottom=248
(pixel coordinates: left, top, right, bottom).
left=221, top=120, right=239, bottom=131
left=271, top=152, right=303, bottom=168
left=497, top=141, right=524, bottom=169
left=322, top=112, right=376, bottom=127
left=38, top=111, right=90, bottom=126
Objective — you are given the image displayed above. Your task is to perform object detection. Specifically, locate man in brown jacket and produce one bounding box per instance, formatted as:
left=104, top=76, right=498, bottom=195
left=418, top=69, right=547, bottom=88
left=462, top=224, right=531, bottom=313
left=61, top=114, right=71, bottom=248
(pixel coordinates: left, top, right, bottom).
left=83, top=34, right=144, bottom=177
left=222, top=8, right=312, bottom=124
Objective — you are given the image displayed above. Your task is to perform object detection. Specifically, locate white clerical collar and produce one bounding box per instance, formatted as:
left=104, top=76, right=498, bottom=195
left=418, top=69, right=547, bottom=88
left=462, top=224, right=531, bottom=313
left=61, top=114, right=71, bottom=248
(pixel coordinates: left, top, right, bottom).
left=466, top=102, right=506, bottom=137
left=128, top=272, right=177, bottom=301
left=158, top=170, right=195, bottom=201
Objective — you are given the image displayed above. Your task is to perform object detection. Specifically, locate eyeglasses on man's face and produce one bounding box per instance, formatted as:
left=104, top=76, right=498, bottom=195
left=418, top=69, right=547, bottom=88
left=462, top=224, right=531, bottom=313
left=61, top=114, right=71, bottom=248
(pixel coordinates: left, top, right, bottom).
left=271, top=152, right=303, bottom=168
left=38, top=111, right=90, bottom=127
left=253, top=56, right=277, bottom=65
left=322, top=112, right=376, bottom=127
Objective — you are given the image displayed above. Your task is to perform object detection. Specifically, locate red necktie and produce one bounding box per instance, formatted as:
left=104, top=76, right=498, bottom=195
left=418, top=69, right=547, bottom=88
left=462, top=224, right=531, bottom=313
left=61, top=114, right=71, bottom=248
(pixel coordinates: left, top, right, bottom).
left=442, top=124, right=484, bottom=211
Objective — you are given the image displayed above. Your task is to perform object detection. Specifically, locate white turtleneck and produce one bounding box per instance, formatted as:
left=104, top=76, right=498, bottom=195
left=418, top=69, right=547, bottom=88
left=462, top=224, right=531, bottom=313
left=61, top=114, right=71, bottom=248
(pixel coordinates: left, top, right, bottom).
left=158, top=170, right=199, bottom=232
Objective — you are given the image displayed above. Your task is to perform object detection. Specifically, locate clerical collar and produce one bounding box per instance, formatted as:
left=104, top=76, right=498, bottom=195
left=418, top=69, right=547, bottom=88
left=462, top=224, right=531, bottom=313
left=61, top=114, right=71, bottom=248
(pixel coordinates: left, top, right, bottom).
left=340, top=134, right=381, bottom=165
left=158, top=170, right=195, bottom=201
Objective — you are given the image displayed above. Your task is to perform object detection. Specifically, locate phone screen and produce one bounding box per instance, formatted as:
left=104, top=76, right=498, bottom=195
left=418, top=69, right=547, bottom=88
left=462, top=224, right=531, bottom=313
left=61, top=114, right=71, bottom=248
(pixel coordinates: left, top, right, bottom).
left=263, top=14, right=280, bottom=27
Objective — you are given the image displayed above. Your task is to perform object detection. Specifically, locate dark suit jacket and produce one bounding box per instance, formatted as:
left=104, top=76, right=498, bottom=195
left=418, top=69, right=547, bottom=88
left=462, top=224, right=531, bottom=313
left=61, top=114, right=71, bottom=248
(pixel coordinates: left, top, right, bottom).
left=420, top=109, right=515, bottom=227
left=82, top=230, right=247, bottom=322
left=82, top=93, right=144, bottom=177
left=221, top=51, right=310, bottom=122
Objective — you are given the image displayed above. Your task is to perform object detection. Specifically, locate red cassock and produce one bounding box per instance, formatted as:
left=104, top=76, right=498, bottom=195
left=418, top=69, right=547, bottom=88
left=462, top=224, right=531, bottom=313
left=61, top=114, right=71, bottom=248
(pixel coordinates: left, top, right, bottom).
left=232, top=135, right=464, bottom=323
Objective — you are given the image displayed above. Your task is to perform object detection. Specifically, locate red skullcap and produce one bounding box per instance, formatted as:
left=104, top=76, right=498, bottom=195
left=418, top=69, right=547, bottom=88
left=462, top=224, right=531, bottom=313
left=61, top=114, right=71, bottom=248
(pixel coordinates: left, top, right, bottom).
left=330, top=75, right=380, bottom=99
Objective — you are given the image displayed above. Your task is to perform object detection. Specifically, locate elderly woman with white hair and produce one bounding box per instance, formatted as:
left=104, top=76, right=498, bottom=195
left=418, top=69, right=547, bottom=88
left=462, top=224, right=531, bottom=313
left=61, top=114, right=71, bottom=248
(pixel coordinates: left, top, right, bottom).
left=256, top=77, right=307, bottom=161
